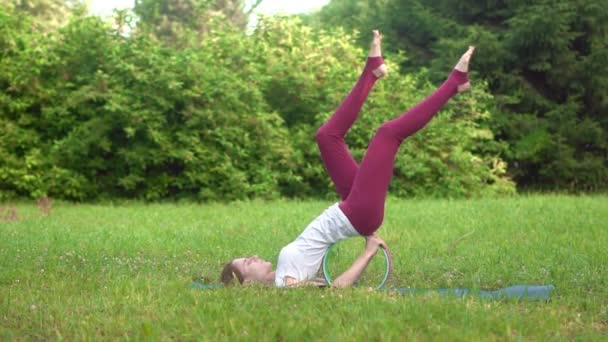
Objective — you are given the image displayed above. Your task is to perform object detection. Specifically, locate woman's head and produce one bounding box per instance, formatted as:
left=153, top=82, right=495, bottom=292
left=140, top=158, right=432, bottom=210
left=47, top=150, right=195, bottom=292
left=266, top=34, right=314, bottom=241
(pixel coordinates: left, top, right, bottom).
left=220, top=256, right=274, bottom=285
left=220, top=260, right=244, bottom=285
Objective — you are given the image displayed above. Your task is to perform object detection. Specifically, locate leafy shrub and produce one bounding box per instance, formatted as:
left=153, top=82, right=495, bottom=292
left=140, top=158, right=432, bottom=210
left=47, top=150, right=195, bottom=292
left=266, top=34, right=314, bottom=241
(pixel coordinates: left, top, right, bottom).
left=253, top=17, right=515, bottom=198
left=0, top=10, right=514, bottom=201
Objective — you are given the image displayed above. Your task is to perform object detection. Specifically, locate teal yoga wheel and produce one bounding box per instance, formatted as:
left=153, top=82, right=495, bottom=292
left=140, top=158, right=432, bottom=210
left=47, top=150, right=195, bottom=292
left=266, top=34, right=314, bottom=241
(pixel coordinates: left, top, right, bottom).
left=322, top=242, right=393, bottom=289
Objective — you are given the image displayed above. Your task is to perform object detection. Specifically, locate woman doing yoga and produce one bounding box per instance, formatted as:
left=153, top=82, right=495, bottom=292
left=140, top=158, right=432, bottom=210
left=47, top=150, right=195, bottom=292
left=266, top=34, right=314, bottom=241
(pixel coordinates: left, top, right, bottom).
left=220, top=30, right=475, bottom=288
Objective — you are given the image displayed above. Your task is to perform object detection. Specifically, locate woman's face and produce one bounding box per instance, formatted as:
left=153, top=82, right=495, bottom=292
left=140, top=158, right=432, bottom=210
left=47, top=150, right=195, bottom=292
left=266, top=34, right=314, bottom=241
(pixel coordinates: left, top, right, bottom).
left=231, top=256, right=273, bottom=283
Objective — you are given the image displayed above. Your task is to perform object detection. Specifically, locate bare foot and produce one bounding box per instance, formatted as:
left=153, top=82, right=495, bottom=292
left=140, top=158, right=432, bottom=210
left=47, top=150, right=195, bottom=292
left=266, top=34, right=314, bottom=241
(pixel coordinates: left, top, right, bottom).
left=455, top=46, right=475, bottom=92
left=369, top=30, right=383, bottom=57
left=369, top=30, right=388, bottom=78
left=454, top=46, right=475, bottom=72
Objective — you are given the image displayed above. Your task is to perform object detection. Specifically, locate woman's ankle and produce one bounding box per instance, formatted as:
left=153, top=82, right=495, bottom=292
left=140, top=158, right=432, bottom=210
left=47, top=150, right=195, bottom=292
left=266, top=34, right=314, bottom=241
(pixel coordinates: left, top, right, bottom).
left=450, top=69, right=469, bottom=84
left=453, top=46, right=475, bottom=92
left=372, top=64, right=388, bottom=78
left=364, top=57, right=387, bottom=79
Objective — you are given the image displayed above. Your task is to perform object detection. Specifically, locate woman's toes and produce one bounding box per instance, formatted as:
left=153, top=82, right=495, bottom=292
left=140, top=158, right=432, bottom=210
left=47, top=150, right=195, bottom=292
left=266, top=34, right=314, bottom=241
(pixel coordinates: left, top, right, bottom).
left=372, top=30, right=382, bottom=41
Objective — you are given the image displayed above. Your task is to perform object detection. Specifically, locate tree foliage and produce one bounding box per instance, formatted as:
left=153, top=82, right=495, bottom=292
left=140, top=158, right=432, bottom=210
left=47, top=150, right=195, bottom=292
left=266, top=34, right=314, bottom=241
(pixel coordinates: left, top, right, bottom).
left=133, top=0, right=259, bottom=42
left=307, top=0, right=608, bottom=191
left=0, top=5, right=514, bottom=201
left=1, top=9, right=292, bottom=200
left=0, top=0, right=83, bottom=31
left=253, top=17, right=513, bottom=198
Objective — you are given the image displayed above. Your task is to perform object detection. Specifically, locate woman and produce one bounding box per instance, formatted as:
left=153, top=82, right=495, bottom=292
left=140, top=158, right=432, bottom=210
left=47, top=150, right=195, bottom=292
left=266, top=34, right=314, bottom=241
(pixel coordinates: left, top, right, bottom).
left=220, top=30, right=475, bottom=287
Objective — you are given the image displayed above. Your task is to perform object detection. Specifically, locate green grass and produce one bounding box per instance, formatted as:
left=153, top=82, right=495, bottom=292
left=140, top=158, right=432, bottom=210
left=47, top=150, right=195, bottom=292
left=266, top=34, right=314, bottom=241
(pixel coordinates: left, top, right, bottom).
left=1, top=195, right=607, bottom=340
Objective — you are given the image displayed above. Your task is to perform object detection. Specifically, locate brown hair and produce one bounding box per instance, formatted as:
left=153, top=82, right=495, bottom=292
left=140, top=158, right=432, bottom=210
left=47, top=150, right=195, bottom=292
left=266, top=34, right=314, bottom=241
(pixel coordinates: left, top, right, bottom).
left=220, top=260, right=244, bottom=285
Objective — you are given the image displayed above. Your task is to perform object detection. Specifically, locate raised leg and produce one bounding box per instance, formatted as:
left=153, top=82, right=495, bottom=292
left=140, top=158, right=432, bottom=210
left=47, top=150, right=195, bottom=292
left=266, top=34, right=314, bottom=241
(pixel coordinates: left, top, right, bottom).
left=316, top=31, right=387, bottom=199
left=340, top=46, right=475, bottom=235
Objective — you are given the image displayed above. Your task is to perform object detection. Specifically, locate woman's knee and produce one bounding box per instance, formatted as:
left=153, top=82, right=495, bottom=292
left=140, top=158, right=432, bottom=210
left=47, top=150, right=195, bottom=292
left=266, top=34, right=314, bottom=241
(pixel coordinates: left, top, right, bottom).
left=375, top=123, right=399, bottom=140
left=315, top=127, right=326, bottom=143
left=315, top=127, right=337, bottom=146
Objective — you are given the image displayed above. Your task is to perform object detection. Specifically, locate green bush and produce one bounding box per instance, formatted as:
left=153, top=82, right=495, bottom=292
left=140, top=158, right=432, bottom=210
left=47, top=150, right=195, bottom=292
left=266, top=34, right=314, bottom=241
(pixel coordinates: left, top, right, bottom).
left=253, top=17, right=515, bottom=198
left=0, top=9, right=514, bottom=201
left=307, top=0, right=608, bottom=192
left=0, top=11, right=295, bottom=200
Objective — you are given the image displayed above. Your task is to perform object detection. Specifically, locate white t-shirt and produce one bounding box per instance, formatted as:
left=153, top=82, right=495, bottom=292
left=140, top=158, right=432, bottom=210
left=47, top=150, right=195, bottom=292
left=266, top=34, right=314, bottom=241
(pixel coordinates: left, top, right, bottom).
left=275, top=203, right=360, bottom=287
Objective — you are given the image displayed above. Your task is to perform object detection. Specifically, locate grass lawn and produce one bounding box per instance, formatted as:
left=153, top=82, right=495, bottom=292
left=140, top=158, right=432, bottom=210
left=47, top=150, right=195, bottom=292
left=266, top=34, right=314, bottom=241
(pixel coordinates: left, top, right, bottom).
left=1, top=195, right=607, bottom=340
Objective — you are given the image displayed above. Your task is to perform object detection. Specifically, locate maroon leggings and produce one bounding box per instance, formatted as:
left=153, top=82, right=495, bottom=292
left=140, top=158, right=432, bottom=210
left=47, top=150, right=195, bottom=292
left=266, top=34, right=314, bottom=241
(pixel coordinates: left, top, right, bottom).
left=316, top=57, right=468, bottom=235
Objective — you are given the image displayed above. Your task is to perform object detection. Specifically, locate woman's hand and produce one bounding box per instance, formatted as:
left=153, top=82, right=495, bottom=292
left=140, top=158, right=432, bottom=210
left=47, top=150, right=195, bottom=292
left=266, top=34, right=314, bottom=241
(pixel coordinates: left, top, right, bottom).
left=364, top=233, right=386, bottom=256
left=332, top=234, right=386, bottom=288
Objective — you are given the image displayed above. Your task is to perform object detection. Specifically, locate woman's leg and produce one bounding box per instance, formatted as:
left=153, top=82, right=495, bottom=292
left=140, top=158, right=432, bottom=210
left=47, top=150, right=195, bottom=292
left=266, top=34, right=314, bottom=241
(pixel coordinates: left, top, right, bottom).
left=316, top=31, right=387, bottom=200
left=340, top=47, right=475, bottom=235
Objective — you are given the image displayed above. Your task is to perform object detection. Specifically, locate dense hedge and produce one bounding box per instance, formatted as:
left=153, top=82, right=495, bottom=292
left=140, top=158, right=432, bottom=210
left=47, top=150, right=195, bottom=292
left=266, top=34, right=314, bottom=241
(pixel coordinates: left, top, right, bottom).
left=307, top=0, right=608, bottom=192
left=0, top=7, right=514, bottom=200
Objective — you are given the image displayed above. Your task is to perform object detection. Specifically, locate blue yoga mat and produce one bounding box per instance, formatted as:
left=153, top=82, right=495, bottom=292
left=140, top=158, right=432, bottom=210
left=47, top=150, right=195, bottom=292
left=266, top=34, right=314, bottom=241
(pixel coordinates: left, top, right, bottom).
left=190, top=281, right=555, bottom=301
left=390, top=285, right=555, bottom=301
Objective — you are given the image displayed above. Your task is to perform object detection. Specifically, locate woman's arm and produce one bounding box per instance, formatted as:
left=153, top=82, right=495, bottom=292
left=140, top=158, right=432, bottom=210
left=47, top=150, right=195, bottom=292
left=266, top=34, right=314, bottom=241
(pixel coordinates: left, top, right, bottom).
left=284, top=276, right=328, bottom=288
left=331, top=234, right=386, bottom=288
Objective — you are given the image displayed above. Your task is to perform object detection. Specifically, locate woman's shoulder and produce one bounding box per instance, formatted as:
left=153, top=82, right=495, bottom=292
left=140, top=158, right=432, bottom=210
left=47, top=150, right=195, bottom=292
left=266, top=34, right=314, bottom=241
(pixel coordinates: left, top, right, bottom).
left=278, top=243, right=300, bottom=263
